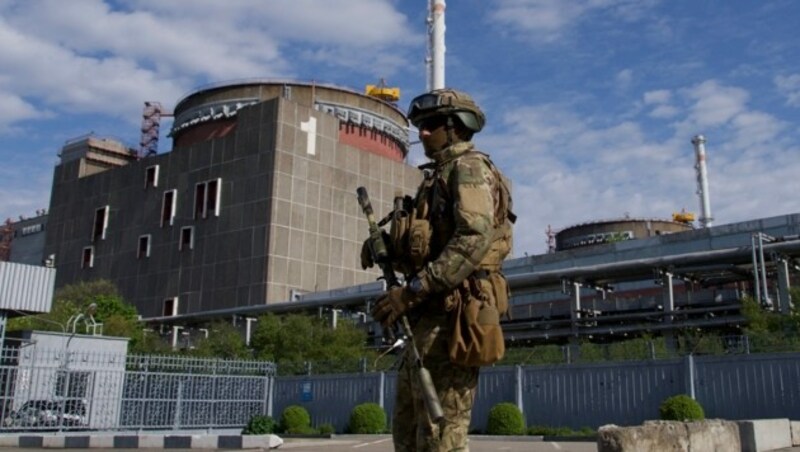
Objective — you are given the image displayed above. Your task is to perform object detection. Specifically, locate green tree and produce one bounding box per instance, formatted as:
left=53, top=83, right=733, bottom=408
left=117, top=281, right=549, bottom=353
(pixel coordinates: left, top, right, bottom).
left=190, top=321, right=250, bottom=359
left=741, top=293, right=800, bottom=352
left=250, top=313, right=369, bottom=373
left=6, top=280, right=163, bottom=354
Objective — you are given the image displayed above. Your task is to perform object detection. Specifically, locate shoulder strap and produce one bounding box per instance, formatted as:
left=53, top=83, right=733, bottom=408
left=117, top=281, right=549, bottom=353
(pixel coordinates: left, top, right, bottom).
left=471, top=152, right=517, bottom=226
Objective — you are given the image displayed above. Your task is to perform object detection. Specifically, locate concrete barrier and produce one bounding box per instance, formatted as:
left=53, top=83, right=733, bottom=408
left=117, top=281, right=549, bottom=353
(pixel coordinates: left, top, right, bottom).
left=597, top=419, right=740, bottom=452
left=792, top=421, right=800, bottom=446
left=737, top=419, right=791, bottom=452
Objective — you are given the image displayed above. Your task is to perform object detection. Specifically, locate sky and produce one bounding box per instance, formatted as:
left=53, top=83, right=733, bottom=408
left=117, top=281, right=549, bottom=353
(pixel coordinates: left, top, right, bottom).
left=0, top=0, right=798, bottom=256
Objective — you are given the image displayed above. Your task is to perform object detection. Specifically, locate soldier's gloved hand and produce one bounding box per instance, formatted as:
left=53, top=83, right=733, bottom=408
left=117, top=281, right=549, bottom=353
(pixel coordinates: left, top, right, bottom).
left=360, top=239, right=375, bottom=269
left=371, top=286, right=420, bottom=328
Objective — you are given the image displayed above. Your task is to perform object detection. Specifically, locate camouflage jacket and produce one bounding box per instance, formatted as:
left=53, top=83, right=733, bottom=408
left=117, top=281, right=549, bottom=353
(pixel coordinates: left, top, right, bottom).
left=414, top=141, right=513, bottom=299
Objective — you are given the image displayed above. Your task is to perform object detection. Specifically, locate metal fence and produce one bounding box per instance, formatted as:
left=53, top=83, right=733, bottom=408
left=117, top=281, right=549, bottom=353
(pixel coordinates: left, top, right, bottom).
left=0, top=346, right=275, bottom=432
left=1, top=343, right=798, bottom=433
left=273, top=352, right=800, bottom=432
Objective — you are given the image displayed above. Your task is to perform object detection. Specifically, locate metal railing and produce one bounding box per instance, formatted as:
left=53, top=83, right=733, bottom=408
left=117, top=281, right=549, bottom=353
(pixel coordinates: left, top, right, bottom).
left=0, top=346, right=275, bottom=431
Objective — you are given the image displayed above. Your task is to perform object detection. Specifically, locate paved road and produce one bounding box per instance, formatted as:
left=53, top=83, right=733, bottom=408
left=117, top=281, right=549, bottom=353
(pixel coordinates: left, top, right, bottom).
left=0, top=435, right=598, bottom=451
left=6, top=437, right=800, bottom=451
left=279, top=435, right=597, bottom=451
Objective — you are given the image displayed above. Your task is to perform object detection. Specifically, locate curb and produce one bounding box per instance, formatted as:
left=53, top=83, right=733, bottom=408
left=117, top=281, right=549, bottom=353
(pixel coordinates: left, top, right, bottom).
left=0, top=433, right=283, bottom=449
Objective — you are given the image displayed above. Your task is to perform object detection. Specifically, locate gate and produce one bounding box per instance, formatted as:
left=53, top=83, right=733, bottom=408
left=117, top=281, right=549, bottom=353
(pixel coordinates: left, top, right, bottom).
left=0, top=346, right=275, bottom=431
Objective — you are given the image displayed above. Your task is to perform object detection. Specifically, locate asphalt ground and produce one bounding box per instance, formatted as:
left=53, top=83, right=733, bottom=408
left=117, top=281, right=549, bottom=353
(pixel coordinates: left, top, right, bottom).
left=3, top=435, right=799, bottom=451
left=0, top=434, right=599, bottom=451
left=279, top=435, right=598, bottom=451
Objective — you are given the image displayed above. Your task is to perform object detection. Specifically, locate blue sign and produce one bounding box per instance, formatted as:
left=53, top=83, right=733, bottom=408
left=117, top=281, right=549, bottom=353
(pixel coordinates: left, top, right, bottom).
left=300, top=381, right=313, bottom=401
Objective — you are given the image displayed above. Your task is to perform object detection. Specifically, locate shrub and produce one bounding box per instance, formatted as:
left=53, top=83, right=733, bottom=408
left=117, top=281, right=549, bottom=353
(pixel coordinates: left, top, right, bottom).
left=317, top=422, right=336, bottom=435
left=486, top=402, right=525, bottom=435
left=659, top=394, right=705, bottom=421
left=280, top=405, right=312, bottom=433
left=348, top=403, right=386, bottom=434
left=242, top=415, right=276, bottom=435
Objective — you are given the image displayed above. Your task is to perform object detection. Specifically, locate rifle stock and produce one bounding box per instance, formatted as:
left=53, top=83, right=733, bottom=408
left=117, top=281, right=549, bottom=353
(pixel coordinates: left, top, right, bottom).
left=356, top=186, right=444, bottom=424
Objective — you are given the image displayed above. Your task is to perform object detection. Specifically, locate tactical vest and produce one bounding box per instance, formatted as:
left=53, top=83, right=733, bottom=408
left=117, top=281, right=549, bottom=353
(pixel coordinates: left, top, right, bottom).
left=429, top=148, right=516, bottom=366
left=393, top=149, right=514, bottom=275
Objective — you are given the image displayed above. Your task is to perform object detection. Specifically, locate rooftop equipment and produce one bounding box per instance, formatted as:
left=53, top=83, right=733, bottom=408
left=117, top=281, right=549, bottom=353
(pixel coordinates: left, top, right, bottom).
left=365, top=79, right=400, bottom=103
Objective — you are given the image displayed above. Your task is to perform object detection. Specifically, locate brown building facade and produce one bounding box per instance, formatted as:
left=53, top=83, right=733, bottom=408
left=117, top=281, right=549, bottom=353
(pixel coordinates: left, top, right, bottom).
left=44, top=81, right=421, bottom=318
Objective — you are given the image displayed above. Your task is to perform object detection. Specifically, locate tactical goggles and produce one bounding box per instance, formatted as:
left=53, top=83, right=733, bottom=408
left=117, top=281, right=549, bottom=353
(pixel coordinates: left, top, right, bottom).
left=417, top=115, right=448, bottom=131
left=407, top=93, right=453, bottom=120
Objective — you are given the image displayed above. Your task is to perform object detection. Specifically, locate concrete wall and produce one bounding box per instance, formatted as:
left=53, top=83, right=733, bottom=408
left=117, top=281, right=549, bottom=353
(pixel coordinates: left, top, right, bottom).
left=44, top=95, right=420, bottom=317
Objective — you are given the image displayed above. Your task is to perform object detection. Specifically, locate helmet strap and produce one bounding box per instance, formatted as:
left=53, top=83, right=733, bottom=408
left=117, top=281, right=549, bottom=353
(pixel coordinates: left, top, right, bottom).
left=445, top=115, right=458, bottom=147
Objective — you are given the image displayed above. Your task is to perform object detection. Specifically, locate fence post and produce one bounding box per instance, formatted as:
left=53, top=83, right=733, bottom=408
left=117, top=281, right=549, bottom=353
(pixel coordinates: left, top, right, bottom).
left=264, top=368, right=274, bottom=417
left=684, top=354, right=696, bottom=399
left=174, top=379, right=184, bottom=430
left=515, top=365, right=524, bottom=416
left=378, top=372, right=385, bottom=409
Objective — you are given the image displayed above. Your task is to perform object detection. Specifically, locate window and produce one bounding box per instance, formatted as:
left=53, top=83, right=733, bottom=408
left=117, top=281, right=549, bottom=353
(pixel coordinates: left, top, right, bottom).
left=82, top=246, right=94, bottom=268
left=92, top=206, right=109, bottom=241
left=145, top=165, right=159, bottom=188
left=20, top=223, right=43, bottom=236
left=56, top=371, right=90, bottom=398
left=163, top=297, right=178, bottom=316
left=137, top=235, right=151, bottom=259
left=161, top=189, right=177, bottom=227
left=194, top=178, right=222, bottom=219
left=179, top=226, right=194, bottom=250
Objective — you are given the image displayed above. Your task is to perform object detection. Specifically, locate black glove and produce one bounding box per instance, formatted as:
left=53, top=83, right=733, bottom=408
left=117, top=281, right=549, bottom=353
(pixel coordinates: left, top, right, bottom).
left=371, top=286, right=421, bottom=328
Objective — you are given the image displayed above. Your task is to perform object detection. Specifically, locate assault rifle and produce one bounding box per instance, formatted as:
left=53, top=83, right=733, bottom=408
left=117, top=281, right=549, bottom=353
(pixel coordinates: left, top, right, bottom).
left=356, top=186, right=444, bottom=424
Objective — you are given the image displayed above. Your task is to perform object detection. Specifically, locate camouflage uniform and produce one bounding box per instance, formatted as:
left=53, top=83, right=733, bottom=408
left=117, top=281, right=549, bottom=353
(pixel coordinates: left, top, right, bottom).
left=393, top=141, right=508, bottom=452
left=367, top=89, right=512, bottom=452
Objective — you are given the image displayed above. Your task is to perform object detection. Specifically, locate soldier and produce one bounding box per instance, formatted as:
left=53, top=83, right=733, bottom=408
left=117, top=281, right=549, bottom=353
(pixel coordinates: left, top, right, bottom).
left=364, top=89, right=514, bottom=451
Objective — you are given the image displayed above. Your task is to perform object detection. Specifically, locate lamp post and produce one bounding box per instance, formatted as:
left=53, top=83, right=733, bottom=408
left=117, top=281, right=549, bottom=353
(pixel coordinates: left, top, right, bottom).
left=66, top=303, right=98, bottom=335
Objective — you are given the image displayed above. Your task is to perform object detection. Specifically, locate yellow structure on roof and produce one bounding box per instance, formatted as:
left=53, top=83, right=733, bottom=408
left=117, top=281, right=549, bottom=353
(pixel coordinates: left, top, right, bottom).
left=365, top=79, right=400, bottom=102
left=672, top=210, right=696, bottom=223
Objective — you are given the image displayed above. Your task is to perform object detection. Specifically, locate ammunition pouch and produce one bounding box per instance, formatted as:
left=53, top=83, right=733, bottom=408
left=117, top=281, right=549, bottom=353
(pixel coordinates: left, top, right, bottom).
left=446, top=271, right=509, bottom=367
left=407, top=217, right=432, bottom=271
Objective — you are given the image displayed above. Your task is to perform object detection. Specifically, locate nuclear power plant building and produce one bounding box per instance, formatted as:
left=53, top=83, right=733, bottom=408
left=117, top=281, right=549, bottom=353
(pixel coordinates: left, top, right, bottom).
left=43, top=81, right=421, bottom=318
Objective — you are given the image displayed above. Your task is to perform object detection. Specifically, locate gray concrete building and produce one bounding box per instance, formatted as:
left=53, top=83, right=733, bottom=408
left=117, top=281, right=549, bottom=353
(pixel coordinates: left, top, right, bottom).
left=44, top=81, right=421, bottom=318
left=0, top=213, right=48, bottom=266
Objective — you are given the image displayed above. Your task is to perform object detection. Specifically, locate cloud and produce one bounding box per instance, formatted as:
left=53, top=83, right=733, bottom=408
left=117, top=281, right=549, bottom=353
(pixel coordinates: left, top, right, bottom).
left=488, top=0, right=660, bottom=42
left=774, top=74, right=800, bottom=107
left=643, top=89, right=671, bottom=105
left=0, top=0, right=416, bottom=131
left=616, top=69, right=633, bottom=90
left=649, top=105, right=679, bottom=119
left=642, top=90, right=679, bottom=118
left=681, top=80, right=749, bottom=129
left=481, top=78, right=798, bottom=255
left=480, top=103, right=692, bottom=255
left=0, top=91, right=46, bottom=133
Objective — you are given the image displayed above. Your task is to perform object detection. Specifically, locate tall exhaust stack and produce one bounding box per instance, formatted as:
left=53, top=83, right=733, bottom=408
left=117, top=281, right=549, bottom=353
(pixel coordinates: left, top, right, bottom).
left=692, top=134, right=714, bottom=228
left=426, top=0, right=446, bottom=90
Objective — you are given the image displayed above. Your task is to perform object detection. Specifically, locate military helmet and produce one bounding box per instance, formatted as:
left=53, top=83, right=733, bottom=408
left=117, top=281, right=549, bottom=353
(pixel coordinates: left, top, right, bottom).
left=407, top=88, right=485, bottom=133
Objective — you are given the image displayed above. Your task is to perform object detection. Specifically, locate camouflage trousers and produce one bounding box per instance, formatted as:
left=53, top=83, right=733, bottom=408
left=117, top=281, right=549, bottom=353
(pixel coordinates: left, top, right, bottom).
left=392, top=314, right=479, bottom=452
